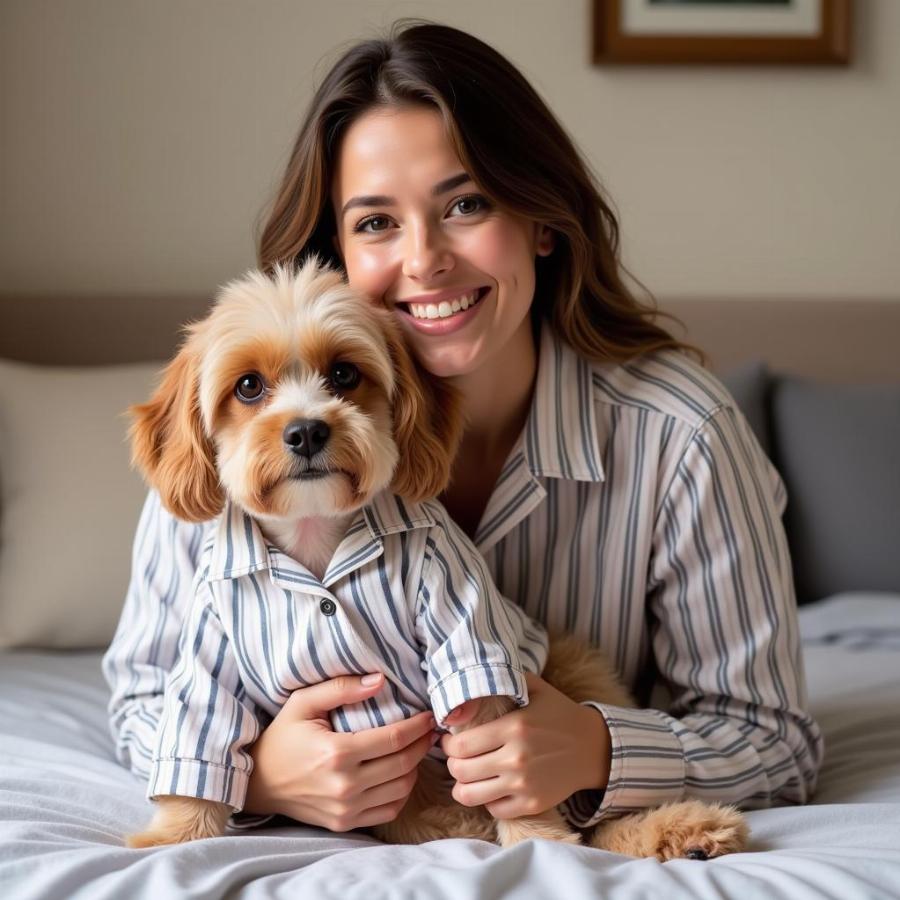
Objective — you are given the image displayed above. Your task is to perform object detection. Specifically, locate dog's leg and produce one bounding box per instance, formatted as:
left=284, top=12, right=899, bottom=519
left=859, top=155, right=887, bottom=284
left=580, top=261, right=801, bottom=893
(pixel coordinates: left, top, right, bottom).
left=453, top=695, right=583, bottom=848
left=465, top=635, right=635, bottom=849
left=541, top=635, right=749, bottom=861
left=126, top=796, right=232, bottom=848
left=586, top=800, right=749, bottom=860
left=371, top=756, right=496, bottom=844
left=540, top=632, right=636, bottom=707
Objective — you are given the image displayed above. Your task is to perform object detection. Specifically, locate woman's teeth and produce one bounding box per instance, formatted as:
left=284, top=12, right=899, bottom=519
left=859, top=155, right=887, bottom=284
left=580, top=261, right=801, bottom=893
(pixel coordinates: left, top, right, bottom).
left=407, top=289, right=483, bottom=320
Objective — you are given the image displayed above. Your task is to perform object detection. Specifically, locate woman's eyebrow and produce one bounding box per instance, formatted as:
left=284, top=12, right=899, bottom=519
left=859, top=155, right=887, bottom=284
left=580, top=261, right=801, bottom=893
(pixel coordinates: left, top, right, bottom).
left=340, top=173, right=473, bottom=218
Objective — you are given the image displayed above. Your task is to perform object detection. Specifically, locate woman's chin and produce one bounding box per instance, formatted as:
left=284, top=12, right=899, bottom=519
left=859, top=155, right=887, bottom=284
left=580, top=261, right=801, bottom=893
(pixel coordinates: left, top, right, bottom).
left=408, top=341, right=486, bottom=380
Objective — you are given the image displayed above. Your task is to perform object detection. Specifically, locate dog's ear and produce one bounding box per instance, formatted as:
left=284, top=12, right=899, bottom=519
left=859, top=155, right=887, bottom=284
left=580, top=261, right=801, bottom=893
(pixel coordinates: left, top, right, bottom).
left=386, top=325, right=464, bottom=503
left=128, top=331, right=224, bottom=522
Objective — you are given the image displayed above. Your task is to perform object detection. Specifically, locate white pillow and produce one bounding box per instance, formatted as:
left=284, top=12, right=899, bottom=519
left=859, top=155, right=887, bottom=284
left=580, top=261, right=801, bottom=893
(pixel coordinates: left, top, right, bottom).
left=0, top=358, right=162, bottom=649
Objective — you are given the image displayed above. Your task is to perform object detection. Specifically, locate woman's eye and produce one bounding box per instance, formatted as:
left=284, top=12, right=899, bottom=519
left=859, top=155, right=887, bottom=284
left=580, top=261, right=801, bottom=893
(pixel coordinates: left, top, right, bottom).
left=235, top=373, right=265, bottom=403
left=451, top=194, right=487, bottom=216
left=355, top=215, right=391, bottom=234
left=330, top=362, right=361, bottom=390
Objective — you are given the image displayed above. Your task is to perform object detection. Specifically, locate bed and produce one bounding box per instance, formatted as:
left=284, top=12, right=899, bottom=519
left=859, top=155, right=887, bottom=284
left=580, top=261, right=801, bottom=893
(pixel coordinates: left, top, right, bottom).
left=0, top=592, right=897, bottom=898
left=1, top=295, right=898, bottom=898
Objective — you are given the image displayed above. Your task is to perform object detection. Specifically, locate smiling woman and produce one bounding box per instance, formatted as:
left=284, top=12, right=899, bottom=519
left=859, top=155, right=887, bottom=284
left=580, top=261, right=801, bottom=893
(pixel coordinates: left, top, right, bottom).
left=104, top=19, right=822, bottom=851
left=331, top=105, right=554, bottom=380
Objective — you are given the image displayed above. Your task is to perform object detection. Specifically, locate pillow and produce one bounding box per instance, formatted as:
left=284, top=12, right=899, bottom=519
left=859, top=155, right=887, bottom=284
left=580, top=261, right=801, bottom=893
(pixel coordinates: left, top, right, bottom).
left=0, top=358, right=161, bottom=649
left=719, top=359, right=771, bottom=457
left=771, top=375, right=900, bottom=604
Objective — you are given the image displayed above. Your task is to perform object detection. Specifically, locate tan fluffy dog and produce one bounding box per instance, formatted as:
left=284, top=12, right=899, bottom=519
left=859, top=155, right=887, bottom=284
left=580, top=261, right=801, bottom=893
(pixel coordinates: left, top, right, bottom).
left=124, top=260, right=747, bottom=860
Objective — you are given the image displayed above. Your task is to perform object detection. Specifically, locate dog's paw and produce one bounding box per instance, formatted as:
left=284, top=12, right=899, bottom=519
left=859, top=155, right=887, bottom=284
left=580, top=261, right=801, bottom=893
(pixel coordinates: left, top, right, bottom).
left=588, top=800, right=749, bottom=860
left=125, top=828, right=184, bottom=849
left=648, top=801, right=749, bottom=861
left=497, top=817, right=582, bottom=848
left=125, top=796, right=231, bottom=848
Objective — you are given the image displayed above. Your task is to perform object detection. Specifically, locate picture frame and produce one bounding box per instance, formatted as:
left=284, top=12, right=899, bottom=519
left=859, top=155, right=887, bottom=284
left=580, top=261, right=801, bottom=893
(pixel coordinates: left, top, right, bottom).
left=593, top=0, right=851, bottom=65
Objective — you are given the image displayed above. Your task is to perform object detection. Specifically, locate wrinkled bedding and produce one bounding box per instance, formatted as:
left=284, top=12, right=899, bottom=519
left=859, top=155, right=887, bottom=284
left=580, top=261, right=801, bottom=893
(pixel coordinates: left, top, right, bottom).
left=2, top=592, right=899, bottom=899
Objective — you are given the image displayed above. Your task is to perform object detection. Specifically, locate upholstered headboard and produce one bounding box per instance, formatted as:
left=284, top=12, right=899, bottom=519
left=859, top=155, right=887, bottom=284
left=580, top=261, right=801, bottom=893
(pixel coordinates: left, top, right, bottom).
left=0, top=292, right=896, bottom=650
left=1, top=294, right=898, bottom=381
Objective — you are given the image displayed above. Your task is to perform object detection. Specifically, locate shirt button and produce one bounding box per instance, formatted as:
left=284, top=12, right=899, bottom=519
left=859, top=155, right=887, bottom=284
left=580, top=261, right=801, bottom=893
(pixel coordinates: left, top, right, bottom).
left=320, top=598, right=337, bottom=616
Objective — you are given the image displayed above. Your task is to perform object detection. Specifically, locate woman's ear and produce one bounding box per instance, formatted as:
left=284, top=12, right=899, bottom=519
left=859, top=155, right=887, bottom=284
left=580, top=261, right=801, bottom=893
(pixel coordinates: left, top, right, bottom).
left=536, top=223, right=555, bottom=257
left=128, top=332, right=224, bottom=522
left=385, top=324, right=464, bottom=504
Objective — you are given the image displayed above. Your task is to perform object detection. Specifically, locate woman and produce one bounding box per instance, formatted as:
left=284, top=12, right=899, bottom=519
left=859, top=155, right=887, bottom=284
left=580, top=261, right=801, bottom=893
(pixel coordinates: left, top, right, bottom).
left=103, top=21, right=822, bottom=836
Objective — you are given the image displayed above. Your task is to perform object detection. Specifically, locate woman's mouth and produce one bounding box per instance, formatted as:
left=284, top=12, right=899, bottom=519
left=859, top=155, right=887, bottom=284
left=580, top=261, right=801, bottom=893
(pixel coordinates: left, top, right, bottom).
left=394, top=286, right=490, bottom=335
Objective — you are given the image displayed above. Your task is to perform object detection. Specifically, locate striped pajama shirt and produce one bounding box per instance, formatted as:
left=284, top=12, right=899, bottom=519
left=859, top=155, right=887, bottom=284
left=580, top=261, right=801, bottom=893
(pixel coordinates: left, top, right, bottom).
left=102, top=323, right=824, bottom=828
left=144, top=495, right=549, bottom=811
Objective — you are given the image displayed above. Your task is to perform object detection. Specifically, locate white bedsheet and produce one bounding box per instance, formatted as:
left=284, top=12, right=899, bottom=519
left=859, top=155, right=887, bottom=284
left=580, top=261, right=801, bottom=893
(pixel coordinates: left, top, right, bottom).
left=2, top=592, right=899, bottom=899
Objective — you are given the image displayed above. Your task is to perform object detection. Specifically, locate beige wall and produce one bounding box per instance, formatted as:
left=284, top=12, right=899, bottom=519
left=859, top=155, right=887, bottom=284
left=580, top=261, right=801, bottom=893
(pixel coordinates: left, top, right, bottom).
left=1, top=0, right=898, bottom=300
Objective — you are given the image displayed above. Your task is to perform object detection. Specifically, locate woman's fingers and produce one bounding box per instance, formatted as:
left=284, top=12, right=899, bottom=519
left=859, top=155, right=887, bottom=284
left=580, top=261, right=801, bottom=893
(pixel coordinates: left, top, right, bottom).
left=452, top=773, right=508, bottom=808
left=283, top=673, right=386, bottom=722
left=446, top=746, right=504, bottom=785
left=351, top=799, right=413, bottom=830
left=347, top=709, right=436, bottom=763
left=356, top=727, right=436, bottom=790
left=444, top=698, right=481, bottom=727
left=358, top=768, right=419, bottom=812
left=440, top=716, right=508, bottom=759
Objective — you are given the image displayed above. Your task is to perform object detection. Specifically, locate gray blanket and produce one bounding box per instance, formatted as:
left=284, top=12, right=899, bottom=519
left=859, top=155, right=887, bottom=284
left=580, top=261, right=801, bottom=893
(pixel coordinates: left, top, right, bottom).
left=2, top=593, right=899, bottom=899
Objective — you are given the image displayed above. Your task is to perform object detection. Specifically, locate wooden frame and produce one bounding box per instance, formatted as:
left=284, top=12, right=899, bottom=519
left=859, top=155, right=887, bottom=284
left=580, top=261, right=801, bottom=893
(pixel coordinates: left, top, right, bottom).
left=593, top=0, right=851, bottom=64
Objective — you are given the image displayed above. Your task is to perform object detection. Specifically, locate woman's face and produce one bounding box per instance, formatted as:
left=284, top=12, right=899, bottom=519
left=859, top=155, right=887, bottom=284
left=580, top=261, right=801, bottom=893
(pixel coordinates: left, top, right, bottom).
left=331, top=105, right=553, bottom=378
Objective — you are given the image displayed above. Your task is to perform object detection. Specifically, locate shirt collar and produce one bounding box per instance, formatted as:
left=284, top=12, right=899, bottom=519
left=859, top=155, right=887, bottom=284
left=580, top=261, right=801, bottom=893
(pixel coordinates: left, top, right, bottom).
left=522, top=324, right=606, bottom=483
left=204, top=492, right=435, bottom=585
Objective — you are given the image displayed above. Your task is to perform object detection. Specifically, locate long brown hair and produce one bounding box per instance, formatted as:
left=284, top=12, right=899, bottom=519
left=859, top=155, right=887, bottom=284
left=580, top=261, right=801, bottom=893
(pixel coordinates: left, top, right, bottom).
left=256, top=20, right=702, bottom=366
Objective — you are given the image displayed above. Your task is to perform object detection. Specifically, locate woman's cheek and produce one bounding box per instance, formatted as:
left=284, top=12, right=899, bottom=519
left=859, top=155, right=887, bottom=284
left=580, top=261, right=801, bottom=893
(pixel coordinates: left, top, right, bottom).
left=345, top=243, right=395, bottom=302
left=459, top=219, right=532, bottom=286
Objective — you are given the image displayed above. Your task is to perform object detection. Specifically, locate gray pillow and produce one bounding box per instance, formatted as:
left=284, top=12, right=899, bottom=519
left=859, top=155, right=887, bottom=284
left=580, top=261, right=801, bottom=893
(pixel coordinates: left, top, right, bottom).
left=720, top=360, right=771, bottom=457
left=771, top=376, right=900, bottom=604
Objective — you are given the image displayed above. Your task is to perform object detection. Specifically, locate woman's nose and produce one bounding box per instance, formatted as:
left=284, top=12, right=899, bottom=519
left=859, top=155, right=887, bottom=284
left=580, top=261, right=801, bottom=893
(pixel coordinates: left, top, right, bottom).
left=401, top=222, right=454, bottom=282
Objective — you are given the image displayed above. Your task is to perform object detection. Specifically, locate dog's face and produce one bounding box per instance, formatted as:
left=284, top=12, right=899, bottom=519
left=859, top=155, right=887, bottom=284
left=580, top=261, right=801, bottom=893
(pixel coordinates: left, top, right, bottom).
left=130, top=261, right=462, bottom=523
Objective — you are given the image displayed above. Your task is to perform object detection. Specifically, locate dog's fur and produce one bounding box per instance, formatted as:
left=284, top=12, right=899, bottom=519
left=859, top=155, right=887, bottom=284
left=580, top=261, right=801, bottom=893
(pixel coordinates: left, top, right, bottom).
left=124, top=260, right=748, bottom=859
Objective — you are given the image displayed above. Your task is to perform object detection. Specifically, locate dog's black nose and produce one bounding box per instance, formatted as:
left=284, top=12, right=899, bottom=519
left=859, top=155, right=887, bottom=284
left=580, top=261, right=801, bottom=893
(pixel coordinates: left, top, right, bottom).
left=283, top=419, right=330, bottom=458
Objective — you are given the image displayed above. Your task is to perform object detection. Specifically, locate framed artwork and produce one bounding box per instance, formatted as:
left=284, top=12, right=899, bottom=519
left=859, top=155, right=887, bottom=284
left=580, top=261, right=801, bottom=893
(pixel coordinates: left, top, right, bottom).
left=593, top=0, right=851, bottom=64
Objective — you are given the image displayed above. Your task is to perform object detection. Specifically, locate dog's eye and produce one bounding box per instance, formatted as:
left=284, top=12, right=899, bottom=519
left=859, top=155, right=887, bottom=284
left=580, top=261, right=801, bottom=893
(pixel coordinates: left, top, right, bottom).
left=330, top=362, right=361, bottom=391
left=235, top=373, right=265, bottom=403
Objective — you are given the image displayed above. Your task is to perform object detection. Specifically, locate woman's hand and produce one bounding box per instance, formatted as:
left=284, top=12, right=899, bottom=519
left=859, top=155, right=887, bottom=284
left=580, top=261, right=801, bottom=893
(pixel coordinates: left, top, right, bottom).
left=243, top=673, right=437, bottom=831
left=440, top=672, right=612, bottom=819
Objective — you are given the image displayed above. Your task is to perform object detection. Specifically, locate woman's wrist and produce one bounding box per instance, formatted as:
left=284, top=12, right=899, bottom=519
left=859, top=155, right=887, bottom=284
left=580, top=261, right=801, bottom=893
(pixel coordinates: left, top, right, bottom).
left=243, top=738, right=277, bottom=816
left=576, top=702, right=612, bottom=793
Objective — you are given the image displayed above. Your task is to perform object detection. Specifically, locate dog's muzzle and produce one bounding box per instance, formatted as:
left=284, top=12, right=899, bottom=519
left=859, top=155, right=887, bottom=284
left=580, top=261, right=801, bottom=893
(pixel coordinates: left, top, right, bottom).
left=283, top=418, right=330, bottom=459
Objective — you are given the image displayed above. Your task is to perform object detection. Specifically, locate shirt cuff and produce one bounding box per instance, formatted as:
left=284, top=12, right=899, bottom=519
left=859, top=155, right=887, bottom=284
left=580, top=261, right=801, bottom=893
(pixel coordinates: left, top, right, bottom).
left=228, top=811, right=276, bottom=831
left=148, top=757, right=250, bottom=813
left=429, top=664, right=527, bottom=729
left=562, top=702, right=686, bottom=829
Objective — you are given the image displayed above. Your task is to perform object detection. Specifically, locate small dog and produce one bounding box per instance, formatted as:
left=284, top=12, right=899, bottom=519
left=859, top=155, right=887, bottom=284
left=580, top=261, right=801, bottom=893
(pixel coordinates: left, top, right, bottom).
left=124, top=259, right=747, bottom=860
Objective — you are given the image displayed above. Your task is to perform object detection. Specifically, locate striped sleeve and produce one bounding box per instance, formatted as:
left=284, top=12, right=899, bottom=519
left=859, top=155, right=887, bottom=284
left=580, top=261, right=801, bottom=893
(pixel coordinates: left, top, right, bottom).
left=416, top=521, right=535, bottom=729
left=101, top=490, right=271, bottom=829
left=148, top=583, right=260, bottom=812
left=101, top=490, right=206, bottom=780
left=569, top=405, right=824, bottom=827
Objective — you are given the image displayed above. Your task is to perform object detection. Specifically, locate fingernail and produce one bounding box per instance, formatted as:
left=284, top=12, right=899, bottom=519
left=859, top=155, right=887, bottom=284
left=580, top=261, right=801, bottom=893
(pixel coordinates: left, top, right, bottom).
left=361, top=673, right=381, bottom=686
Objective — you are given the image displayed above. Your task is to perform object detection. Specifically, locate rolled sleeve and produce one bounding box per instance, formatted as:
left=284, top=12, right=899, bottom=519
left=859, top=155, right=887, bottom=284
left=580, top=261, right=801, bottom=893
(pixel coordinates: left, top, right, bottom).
left=566, top=405, right=823, bottom=828
left=416, top=519, right=544, bottom=729
left=429, top=664, right=528, bottom=729
left=150, top=586, right=262, bottom=813
left=101, top=490, right=209, bottom=780
left=148, top=758, right=250, bottom=812
left=563, top=703, right=686, bottom=827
